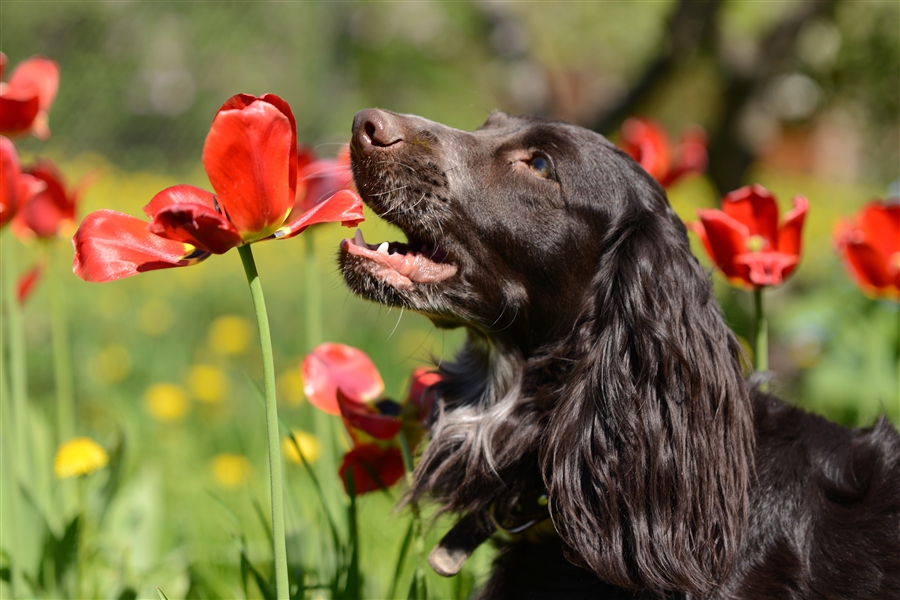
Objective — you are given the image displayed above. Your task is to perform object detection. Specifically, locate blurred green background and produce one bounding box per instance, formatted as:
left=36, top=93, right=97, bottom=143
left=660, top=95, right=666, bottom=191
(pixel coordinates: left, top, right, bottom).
left=2, top=1, right=898, bottom=598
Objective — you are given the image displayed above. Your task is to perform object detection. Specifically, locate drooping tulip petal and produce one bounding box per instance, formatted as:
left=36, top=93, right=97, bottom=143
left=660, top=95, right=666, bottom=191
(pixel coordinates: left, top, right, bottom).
left=302, top=342, right=385, bottom=415
left=146, top=186, right=243, bottom=254
left=0, top=54, right=59, bottom=139
left=274, top=189, right=365, bottom=240
left=73, top=209, right=211, bottom=282
left=338, top=444, right=405, bottom=494
left=734, top=252, right=799, bottom=287
left=337, top=388, right=402, bottom=441
left=203, top=96, right=296, bottom=242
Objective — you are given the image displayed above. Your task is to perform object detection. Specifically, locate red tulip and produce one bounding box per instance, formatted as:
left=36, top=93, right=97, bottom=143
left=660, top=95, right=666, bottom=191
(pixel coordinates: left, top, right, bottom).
left=619, top=117, right=707, bottom=188
left=301, top=342, right=385, bottom=415
left=1, top=135, right=44, bottom=229
left=294, top=143, right=353, bottom=214
left=72, top=94, right=364, bottom=283
left=0, top=52, right=59, bottom=140
left=690, top=184, right=808, bottom=288
left=338, top=444, right=405, bottom=494
left=834, top=200, right=900, bottom=301
left=13, top=158, right=88, bottom=240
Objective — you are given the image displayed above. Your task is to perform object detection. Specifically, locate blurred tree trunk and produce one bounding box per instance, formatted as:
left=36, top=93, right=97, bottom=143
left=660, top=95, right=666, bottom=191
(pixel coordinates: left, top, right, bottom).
left=587, top=0, right=838, bottom=196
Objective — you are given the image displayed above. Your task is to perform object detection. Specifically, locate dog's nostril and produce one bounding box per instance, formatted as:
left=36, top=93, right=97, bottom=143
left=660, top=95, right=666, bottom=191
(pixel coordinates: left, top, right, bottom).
left=354, top=108, right=403, bottom=152
left=364, top=121, right=378, bottom=143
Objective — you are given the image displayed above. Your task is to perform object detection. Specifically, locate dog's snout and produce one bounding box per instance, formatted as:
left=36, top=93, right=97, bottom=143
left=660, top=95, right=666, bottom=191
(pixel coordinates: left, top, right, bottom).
left=353, top=108, right=403, bottom=155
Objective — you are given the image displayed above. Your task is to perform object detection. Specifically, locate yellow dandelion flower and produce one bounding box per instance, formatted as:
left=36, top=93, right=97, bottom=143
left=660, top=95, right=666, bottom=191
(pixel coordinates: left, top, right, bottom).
left=143, top=382, right=190, bottom=422
left=90, top=344, right=132, bottom=384
left=54, top=437, right=109, bottom=479
left=137, top=298, right=175, bottom=337
left=187, top=364, right=228, bottom=404
left=210, top=453, right=252, bottom=488
left=277, top=368, right=306, bottom=407
left=282, top=430, right=321, bottom=465
left=207, top=315, right=253, bottom=356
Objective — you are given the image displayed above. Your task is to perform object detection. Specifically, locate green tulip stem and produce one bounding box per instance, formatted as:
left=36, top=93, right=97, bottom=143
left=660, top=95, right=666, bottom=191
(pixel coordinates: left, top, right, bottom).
left=48, top=243, right=75, bottom=442
left=1, top=229, right=28, bottom=596
left=753, top=287, right=769, bottom=392
left=237, top=243, right=288, bottom=599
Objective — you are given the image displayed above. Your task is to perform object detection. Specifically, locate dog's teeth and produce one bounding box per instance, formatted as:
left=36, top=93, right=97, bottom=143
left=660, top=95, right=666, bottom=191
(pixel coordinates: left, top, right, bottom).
left=353, top=228, right=366, bottom=246
left=377, top=242, right=389, bottom=254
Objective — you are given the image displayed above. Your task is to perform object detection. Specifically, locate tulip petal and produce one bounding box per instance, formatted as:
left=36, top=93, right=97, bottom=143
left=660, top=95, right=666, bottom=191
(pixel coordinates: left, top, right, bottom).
left=0, top=95, right=40, bottom=138
left=734, top=252, right=798, bottom=287
left=3, top=56, right=59, bottom=139
left=148, top=198, right=243, bottom=254
left=338, top=444, right=405, bottom=494
left=695, top=209, right=751, bottom=283
left=8, top=56, right=59, bottom=111
left=17, top=159, right=77, bottom=238
left=722, top=185, right=779, bottom=249
left=16, top=262, right=43, bottom=305
left=776, top=195, right=808, bottom=258
left=337, top=388, right=402, bottom=440
left=142, top=183, right=218, bottom=218
left=274, top=189, right=365, bottom=240
left=295, top=145, right=354, bottom=213
left=203, top=96, right=295, bottom=241
left=841, top=239, right=894, bottom=294
left=73, top=209, right=211, bottom=282
left=302, top=342, right=385, bottom=415
left=405, top=367, right=441, bottom=423
left=1, top=135, right=22, bottom=227
left=858, top=202, right=900, bottom=263
left=620, top=118, right=671, bottom=183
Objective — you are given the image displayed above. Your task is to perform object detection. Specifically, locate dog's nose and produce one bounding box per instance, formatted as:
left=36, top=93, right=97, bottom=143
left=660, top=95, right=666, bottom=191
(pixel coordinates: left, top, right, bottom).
left=353, top=109, right=403, bottom=155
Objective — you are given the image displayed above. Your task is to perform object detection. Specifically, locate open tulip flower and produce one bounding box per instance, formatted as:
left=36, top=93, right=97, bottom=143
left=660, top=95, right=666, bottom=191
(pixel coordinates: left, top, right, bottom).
left=690, top=184, right=808, bottom=289
left=619, top=117, right=707, bottom=188
left=834, top=200, right=900, bottom=301
left=1, top=135, right=44, bottom=229
left=0, top=52, right=59, bottom=140
left=72, top=93, right=364, bottom=283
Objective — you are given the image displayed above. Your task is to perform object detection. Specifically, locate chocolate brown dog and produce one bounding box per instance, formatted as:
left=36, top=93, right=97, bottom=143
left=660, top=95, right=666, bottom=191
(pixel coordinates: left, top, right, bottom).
left=340, top=109, right=900, bottom=599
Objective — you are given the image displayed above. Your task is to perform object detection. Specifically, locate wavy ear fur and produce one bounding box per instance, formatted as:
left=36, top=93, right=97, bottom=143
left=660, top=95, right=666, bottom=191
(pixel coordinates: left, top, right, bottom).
left=541, top=190, right=754, bottom=596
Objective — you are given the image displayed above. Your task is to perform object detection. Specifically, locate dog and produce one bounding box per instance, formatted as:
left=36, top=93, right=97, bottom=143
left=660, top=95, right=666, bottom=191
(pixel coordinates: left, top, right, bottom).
left=339, top=108, right=900, bottom=599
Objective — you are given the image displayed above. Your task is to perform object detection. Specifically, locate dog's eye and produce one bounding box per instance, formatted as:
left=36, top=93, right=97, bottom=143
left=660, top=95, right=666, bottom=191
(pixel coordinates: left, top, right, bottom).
left=527, top=153, right=555, bottom=180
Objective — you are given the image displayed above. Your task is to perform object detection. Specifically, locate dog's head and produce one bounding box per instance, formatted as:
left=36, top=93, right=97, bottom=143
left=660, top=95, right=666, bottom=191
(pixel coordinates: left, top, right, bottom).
left=341, top=109, right=658, bottom=351
left=340, top=109, right=754, bottom=596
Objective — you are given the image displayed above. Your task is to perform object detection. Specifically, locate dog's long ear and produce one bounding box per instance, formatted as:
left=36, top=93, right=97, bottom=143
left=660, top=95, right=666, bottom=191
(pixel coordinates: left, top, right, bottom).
left=541, top=187, right=754, bottom=596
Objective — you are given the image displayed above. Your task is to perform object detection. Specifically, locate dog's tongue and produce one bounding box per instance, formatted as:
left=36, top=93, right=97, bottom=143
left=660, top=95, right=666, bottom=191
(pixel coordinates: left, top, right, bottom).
left=342, top=229, right=457, bottom=287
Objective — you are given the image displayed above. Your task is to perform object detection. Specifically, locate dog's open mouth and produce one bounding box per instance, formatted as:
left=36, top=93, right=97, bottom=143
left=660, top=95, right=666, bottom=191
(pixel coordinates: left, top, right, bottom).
left=341, top=228, right=457, bottom=289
